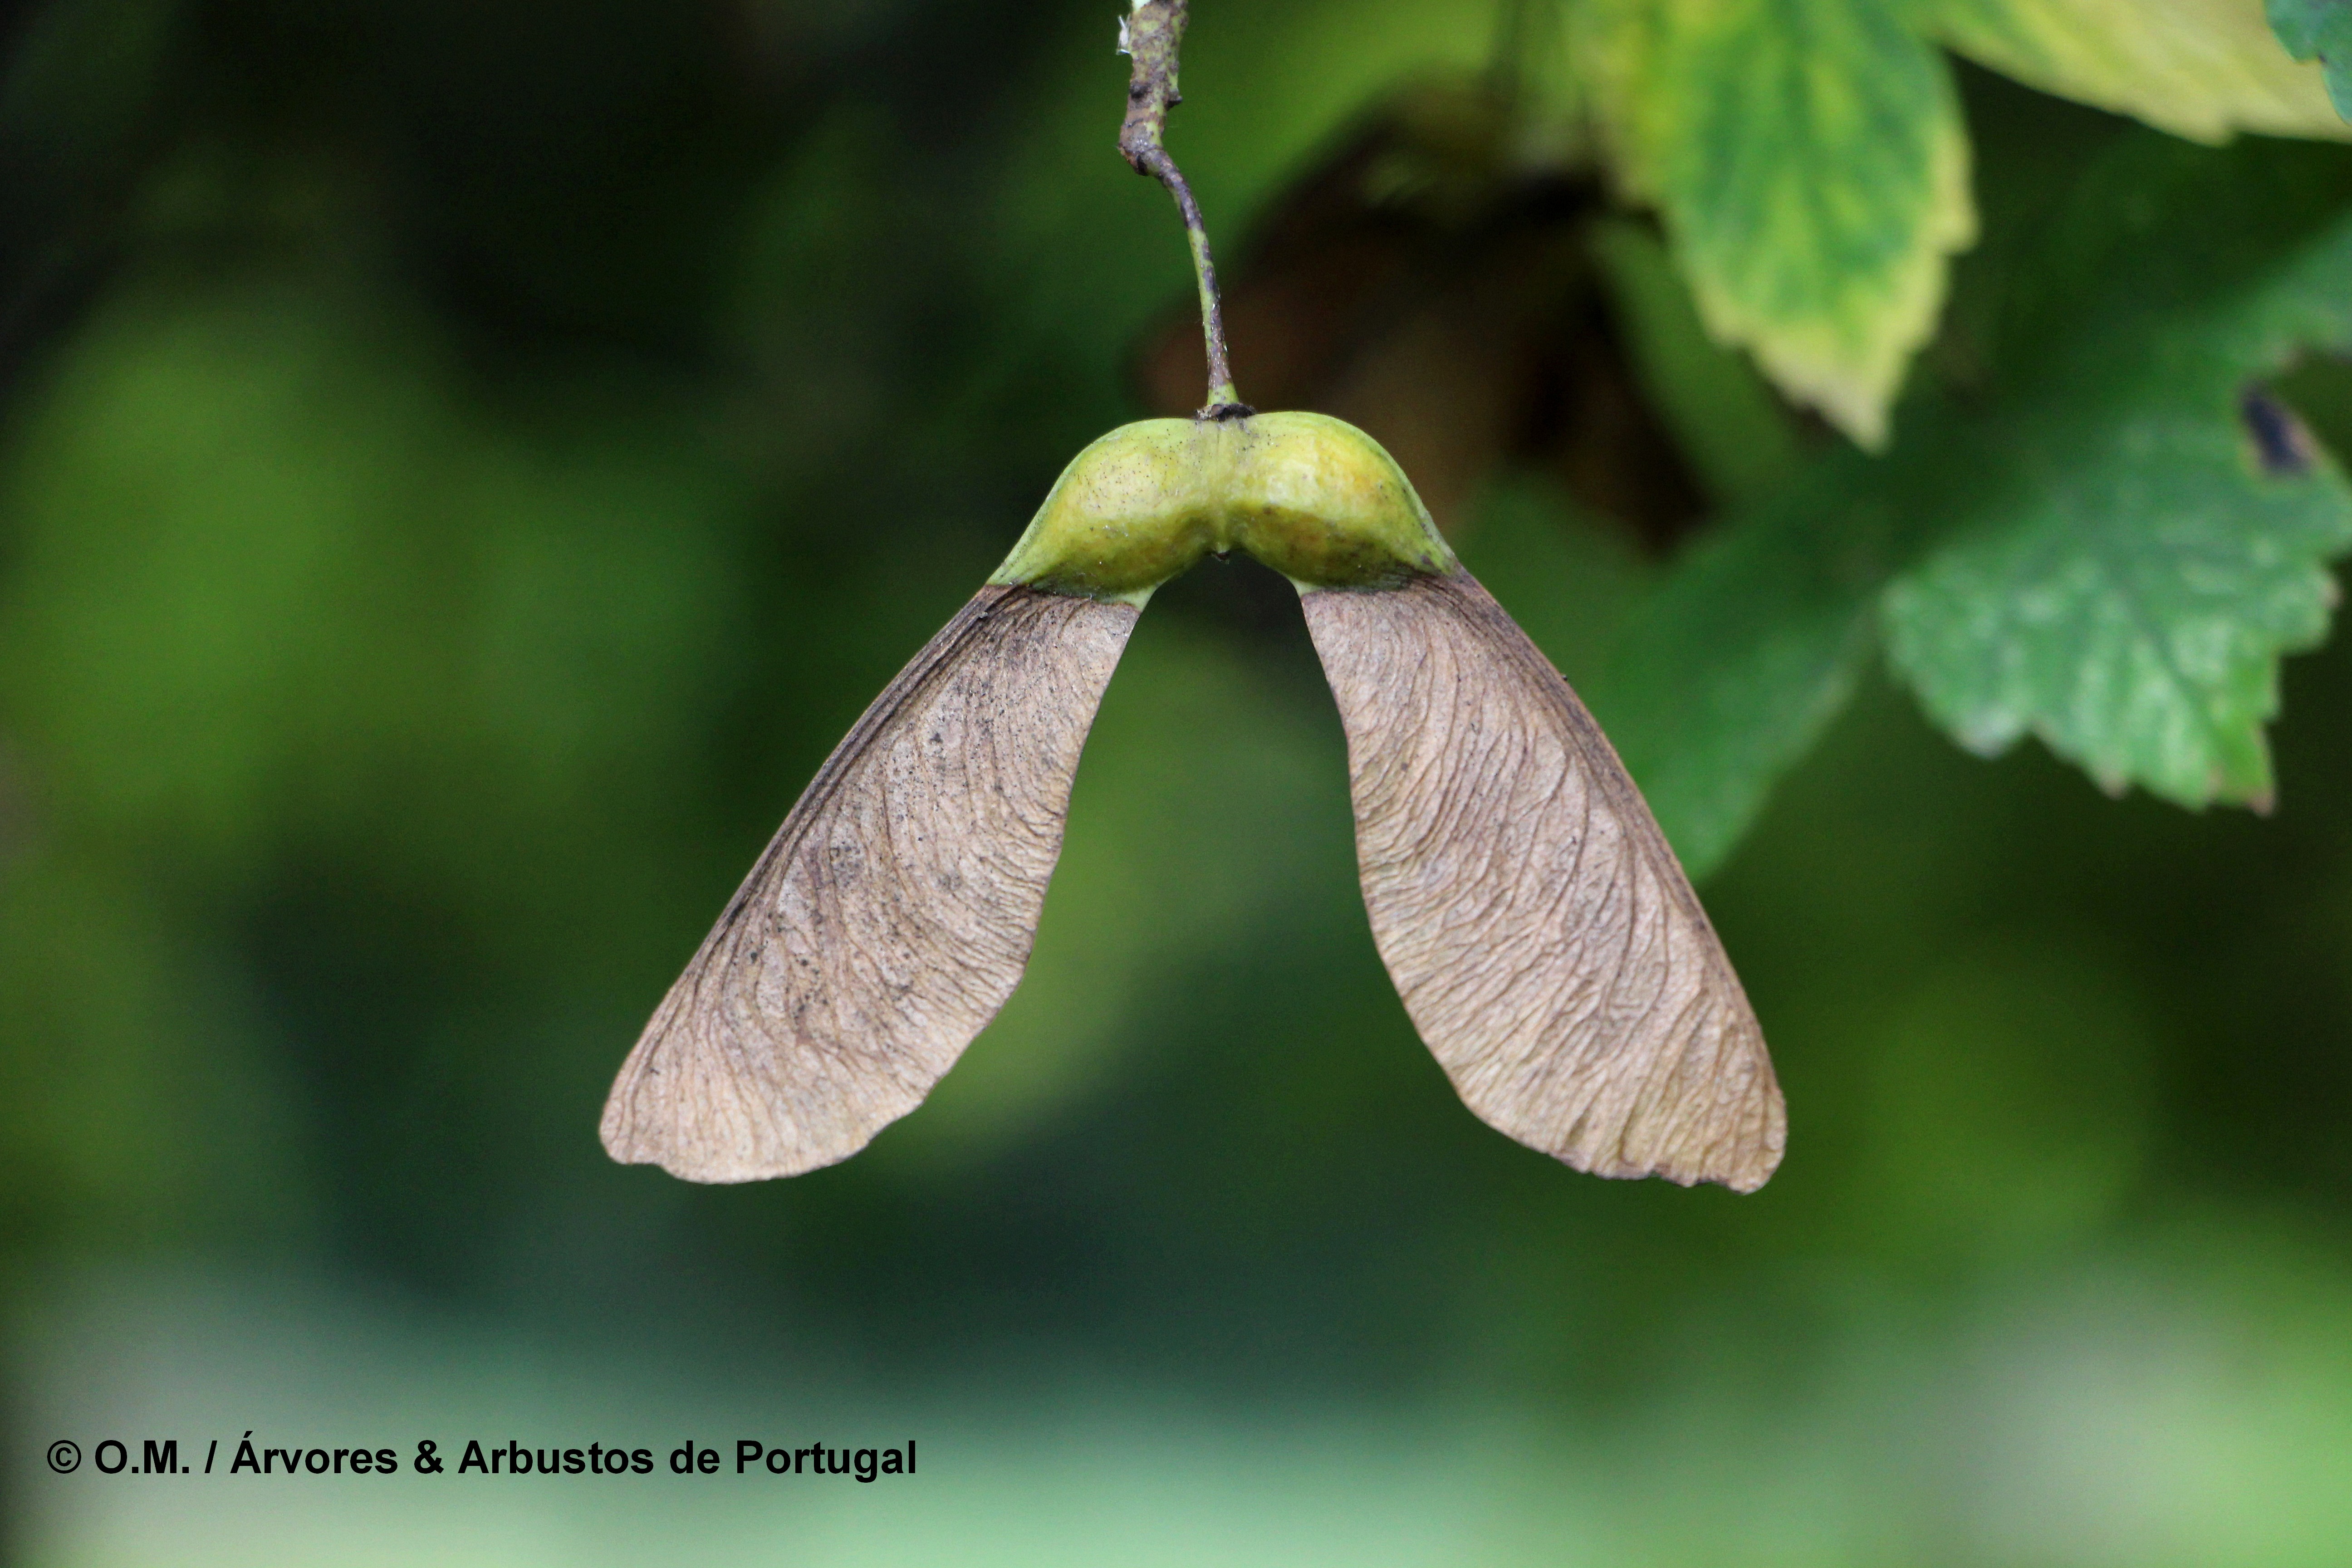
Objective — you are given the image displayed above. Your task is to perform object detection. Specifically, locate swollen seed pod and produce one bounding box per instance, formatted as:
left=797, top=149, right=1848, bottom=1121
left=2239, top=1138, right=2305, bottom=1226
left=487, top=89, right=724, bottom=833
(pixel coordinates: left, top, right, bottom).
left=600, top=412, right=1785, bottom=1190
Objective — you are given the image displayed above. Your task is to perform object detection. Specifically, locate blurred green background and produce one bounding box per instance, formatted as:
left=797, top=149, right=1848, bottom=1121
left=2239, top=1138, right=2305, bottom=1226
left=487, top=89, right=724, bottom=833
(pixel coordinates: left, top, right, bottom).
left=5, top=0, right=2352, bottom=1563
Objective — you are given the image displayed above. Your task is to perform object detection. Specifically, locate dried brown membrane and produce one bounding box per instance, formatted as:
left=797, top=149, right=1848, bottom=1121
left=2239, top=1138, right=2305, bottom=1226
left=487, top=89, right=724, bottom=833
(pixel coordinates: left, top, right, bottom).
left=601, top=414, right=1784, bottom=1191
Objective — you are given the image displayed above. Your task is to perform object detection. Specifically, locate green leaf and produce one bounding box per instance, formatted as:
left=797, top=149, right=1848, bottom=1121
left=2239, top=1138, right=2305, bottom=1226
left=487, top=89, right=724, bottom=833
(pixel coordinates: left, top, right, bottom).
left=2269, top=0, right=2352, bottom=120
left=1572, top=0, right=1975, bottom=448
left=1565, top=0, right=2352, bottom=450
left=1936, top=0, right=2349, bottom=141
left=1579, top=82, right=2068, bottom=877
left=1599, top=451, right=1902, bottom=878
left=1593, top=130, right=2352, bottom=875
left=1882, top=137, right=2352, bottom=809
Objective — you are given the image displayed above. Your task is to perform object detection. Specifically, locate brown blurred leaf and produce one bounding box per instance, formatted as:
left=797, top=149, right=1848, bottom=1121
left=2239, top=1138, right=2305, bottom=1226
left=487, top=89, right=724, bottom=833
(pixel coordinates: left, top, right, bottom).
left=1134, top=80, right=1707, bottom=549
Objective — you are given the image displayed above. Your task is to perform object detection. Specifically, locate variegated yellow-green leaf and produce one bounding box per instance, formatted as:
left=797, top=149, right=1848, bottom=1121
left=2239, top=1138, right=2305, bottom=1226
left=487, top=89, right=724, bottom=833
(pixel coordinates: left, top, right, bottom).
left=1935, top=0, right=2350, bottom=142
left=1571, top=0, right=1974, bottom=447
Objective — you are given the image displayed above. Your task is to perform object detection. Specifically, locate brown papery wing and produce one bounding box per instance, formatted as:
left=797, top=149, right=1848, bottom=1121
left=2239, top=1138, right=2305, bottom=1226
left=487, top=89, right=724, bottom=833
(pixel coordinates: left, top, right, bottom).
left=602, top=583, right=1140, bottom=1182
left=1301, top=572, right=1784, bottom=1191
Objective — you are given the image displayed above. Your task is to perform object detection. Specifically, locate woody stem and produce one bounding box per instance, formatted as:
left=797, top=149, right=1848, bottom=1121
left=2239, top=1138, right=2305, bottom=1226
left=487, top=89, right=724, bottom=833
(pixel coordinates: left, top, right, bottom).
left=1118, top=0, right=1250, bottom=420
